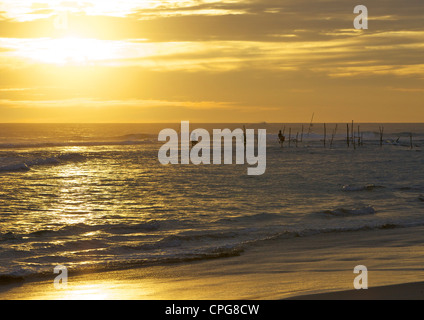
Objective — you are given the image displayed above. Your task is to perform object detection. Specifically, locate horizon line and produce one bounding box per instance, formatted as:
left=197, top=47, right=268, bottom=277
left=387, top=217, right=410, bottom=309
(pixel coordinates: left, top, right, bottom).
left=0, top=122, right=424, bottom=125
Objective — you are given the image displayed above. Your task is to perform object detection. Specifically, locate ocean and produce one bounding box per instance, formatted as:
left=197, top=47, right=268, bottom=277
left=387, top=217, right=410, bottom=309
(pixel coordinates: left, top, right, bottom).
left=0, top=123, right=423, bottom=283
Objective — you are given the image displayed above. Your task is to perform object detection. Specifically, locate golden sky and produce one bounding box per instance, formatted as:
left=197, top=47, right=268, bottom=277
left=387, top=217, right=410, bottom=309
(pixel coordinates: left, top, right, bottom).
left=0, top=0, right=423, bottom=123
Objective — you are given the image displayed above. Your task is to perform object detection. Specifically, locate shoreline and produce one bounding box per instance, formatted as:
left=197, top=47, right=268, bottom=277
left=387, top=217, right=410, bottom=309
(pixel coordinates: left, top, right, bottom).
left=1, top=225, right=424, bottom=300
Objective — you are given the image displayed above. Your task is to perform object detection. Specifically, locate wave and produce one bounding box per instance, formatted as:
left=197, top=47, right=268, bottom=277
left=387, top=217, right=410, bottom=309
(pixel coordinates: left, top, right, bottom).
left=342, top=184, right=385, bottom=192
left=0, top=153, right=86, bottom=173
left=0, top=232, right=22, bottom=241
left=0, top=138, right=155, bottom=150
left=3, top=218, right=424, bottom=283
left=0, top=275, right=25, bottom=284
left=0, top=220, right=166, bottom=243
left=159, top=230, right=239, bottom=244
left=103, top=133, right=154, bottom=141
left=393, top=131, right=424, bottom=138
left=98, top=229, right=247, bottom=252
left=396, top=186, right=424, bottom=192
left=257, top=220, right=424, bottom=245
left=0, top=245, right=244, bottom=284
left=0, top=163, right=30, bottom=172
left=319, top=206, right=376, bottom=217
left=278, top=131, right=385, bottom=141
left=214, top=212, right=281, bottom=223
left=56, top=153, right=86, bottom=162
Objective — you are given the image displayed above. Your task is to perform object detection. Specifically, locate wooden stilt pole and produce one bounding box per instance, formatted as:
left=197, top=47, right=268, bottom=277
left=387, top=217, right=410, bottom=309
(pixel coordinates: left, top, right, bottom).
left=243, top=125, right=246, bottom=149
left=288, top=128, right=291, bottom=148
left=379, top=126, right=384, bottom=147
left=330, top=124, right=338, bottom=148
left=323, top=123, right=326, bottom=148
left=307, top=113, right=314, bottom=137
left=301, top=125, right=304, bottom=142
left=347, top=123, right=350, bottom=148
left=357, top=125, right=360, bottom=147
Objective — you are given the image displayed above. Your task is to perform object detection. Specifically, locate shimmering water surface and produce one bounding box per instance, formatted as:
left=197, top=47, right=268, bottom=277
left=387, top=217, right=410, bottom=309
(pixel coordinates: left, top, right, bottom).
left=0, top=123, right=423, bottom=280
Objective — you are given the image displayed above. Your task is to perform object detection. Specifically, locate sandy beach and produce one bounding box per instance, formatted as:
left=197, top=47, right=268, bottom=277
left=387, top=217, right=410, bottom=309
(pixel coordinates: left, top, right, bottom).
left=289, top=282, right=424, bottom=300
left=2, top=225, right=424, bottom=300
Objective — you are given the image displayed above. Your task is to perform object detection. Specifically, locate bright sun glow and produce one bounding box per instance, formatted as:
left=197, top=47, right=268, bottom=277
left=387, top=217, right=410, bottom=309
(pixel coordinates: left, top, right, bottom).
left=59, top=284, right=110, bottom=300
left=22, top=37, right=121, bottom=65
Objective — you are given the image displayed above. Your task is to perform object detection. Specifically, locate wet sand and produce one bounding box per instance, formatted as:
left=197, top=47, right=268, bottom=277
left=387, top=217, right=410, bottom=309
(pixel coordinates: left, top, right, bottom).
left=2, top=225, right=424, bottom=300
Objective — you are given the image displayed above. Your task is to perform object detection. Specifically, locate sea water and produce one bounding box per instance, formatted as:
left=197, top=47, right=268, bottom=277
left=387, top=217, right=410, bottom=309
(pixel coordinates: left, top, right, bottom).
left=0, top=123, right=423, bottom=282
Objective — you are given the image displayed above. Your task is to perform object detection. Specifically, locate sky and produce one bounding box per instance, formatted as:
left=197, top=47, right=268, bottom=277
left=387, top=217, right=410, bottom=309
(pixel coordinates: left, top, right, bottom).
left=0, top=0, right=423, bottom=123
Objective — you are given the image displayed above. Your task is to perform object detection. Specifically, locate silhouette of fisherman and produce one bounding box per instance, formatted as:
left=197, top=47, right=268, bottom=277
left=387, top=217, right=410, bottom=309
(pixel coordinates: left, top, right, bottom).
left=278, top=130, right=285, bottom=146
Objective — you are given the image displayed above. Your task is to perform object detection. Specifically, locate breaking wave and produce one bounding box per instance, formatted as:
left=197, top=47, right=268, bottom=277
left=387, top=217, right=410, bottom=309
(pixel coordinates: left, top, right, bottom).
left=0, top=138, right=155, bottom=150
left=342, top=184, right=385, bottom=192
left=320, top=206, right=376, bottom=217
left=3, top=216, right=424, bottom=283
left=0, top=153, right=86, bottom=173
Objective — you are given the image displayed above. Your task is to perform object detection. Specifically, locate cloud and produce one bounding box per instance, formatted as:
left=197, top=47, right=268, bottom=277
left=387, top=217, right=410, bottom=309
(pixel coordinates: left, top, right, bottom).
left=0, top=97, right=246, bottom=109
left=0, top=0, right=423, bottom=122
left=0, top=0, right=421, bottom=41
left=0, top=97, right=278, bottom=123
